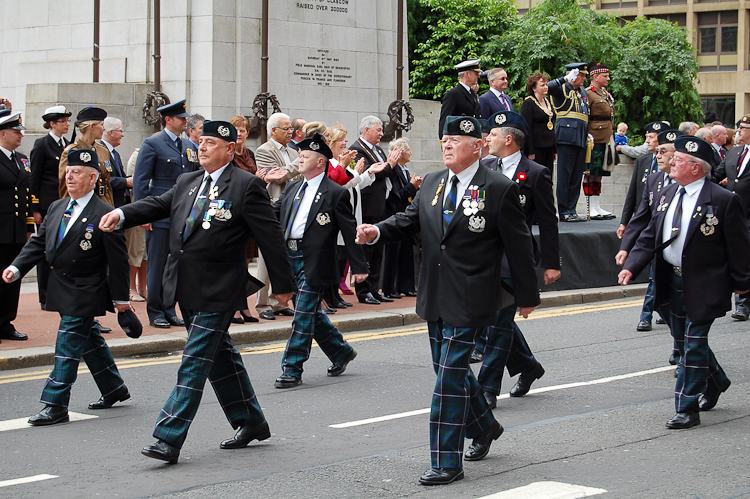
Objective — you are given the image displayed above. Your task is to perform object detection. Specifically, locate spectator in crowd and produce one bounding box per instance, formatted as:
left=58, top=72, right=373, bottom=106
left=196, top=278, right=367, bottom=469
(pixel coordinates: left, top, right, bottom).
left=520, top=72, right=557, bottom=174
left=288, top=118, right=307, bottom=151
left=381, top=137, right=421, bottom=299
left=679, top=121, right=700, bottom=135
left=711, top=125, right=729, bottom=160
left=614, top=122, right=629, bottom=148
left=186, top=114, right=204, bottom=150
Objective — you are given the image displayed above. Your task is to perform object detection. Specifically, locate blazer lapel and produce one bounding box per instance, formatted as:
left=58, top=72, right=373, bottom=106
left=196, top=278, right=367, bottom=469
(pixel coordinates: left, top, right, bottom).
left=514, top=159, right=529, bottom=186
left=685, top=182, right=712, bottom=244
left=162, top=131, right=180, bottom=154
left=0, top=152, right=19, bottom=178
left=178, top=174, right=208, bottom=240
left=46, top=200, right=67, bottom=258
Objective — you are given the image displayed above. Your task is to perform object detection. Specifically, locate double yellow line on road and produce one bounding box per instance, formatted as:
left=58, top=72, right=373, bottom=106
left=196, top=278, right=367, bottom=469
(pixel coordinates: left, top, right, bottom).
left=0, top=299, right=642, bottom=385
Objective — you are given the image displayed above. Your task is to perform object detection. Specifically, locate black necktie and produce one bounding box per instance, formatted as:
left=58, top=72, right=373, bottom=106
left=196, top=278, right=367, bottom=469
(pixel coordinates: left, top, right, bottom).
left=176, top=138, right=182, bottom=153
left=9, top=152, right=16, bottom=167
left=111, top=148, right=123, bottom=176
left=497, top=158, right=504, bottom=173
left=667, top=187, right=686, bottom=247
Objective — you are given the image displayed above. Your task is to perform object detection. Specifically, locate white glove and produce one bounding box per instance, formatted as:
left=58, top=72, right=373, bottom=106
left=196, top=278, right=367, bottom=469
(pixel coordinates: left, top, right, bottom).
left=588, top=134, right=594, bottom=142
left=565, top=68, right=580, bottom=83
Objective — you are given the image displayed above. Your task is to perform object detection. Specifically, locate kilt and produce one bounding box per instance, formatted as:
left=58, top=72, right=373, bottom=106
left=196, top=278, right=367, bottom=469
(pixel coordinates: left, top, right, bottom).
left=586, top=143, right=612, bottom=177
left=669, top=273, right=729, bottom=413
left=281, top=247, right=353, bottom=378
left=153, top=309, right=265, bottom=448
left=41, top=315, right=125, bottom=408
left=427, top=320, right=496, bottom=470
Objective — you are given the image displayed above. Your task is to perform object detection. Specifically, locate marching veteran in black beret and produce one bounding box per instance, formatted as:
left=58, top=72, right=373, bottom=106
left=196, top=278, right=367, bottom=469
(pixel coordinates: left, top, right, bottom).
left=356, top=116, right=540, bottom=485
left=619, top=136, right=750, bottom=429
left=3, top=149, right=132, bottom=426
left=99, top=120, right=296, bottom=464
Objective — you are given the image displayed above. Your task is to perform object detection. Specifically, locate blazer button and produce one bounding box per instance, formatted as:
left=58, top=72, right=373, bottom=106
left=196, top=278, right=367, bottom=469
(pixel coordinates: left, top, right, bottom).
left=72, top=260, right=76, bottom=264
left=441, top=245, right=446, bottom=250
left=180, top=250, right=184, bottom=255
left=50, top=265, right=54, bottom=269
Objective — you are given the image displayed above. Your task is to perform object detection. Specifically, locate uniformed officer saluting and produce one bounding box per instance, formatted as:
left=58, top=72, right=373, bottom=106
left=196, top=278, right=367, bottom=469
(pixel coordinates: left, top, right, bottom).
left=0, top=112, right=33, bottom=343
left=548, top=62, right=590, bottom=222
left=132, top=100, right=200, bottom=329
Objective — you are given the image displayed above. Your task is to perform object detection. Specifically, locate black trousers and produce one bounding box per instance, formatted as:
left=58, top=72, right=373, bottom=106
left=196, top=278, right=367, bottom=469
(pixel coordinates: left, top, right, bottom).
left=355, top=216, right=384, bottom=300
left=36, top=208, right=49, bottom=306
left=381, top=239, right=415, bottom=295
left=556, top=144, right=586, bottom=216
left=533, top=146, right=556, bottom=177
left=0, top=243, right=26, bottom=335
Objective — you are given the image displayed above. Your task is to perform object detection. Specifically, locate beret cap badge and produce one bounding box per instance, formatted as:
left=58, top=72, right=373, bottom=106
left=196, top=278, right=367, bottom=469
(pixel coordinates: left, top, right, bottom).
left=653, top=123, right=661, bottom=131
left=309, top=142, right=320, bottom=151
left=217, top=125, right=230, bottom=137
left=495, top=114, right=507, bottom=125
left=80, top=152, right=92, bottom=163
left=686, top=141, right=699, bottom=153
left=459, top=120, right=476, bottom=134
left=666, top=132, right=676, bottom=141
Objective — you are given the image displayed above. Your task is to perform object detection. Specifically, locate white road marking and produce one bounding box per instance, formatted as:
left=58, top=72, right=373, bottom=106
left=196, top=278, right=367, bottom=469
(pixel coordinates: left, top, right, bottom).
left=0, top=412, right=98, bottom=433
left=478, top=481, right=606, bottom=498
left=0, top=474, right=58, bottom=488
left=329, top=365, right=675, bottom=428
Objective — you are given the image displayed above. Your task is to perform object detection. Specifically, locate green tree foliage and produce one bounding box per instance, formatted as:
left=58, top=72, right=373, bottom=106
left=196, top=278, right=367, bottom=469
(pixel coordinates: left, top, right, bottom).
left=408, top=0, right=517, bottom=101
left=409, top=0, right=702, bottom=138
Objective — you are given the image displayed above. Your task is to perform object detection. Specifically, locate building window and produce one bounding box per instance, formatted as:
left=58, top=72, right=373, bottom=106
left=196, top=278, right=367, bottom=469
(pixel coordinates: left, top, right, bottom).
left=599, top=0, right=637, bottom=9
left=697, top=11, right=738, bottom=71
left=647, top=0, right=686, bottom=6
left=702, top=96, right=735, bottom=126
left=648, top=14, right=687, bottom=26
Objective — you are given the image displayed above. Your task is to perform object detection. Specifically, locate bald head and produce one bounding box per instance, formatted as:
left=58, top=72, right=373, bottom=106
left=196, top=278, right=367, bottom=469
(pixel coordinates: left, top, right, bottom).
left=711, top=125, right=727, bottom=147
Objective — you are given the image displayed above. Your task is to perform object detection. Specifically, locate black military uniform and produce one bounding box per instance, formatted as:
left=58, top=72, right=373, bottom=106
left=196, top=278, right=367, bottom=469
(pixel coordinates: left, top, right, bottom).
left=438, top=59, right=482, bottom=139
left=0, top=113, right=34, bottom=341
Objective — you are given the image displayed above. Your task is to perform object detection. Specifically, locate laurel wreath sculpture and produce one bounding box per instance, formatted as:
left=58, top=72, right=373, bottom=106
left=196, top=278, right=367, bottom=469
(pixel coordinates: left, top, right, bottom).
left=246, top=93, right=283, bottom=139
left=142, top=91, right=170, bottom=126
left=382, top=99, right=415, bottom=140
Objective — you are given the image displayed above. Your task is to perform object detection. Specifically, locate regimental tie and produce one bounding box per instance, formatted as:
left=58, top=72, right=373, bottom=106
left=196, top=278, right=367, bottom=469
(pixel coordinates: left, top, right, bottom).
left=183, top=176, right=212, bottom=241
left=650, top=154, right=658, bottom=174
left=738, top=146, right=748, bottom=175
left=56, top=200, right=77, bottom=248
left=666, top=187, right=686, bottom=246
left=442, top=175, right=459, bottom=234
left=284, top=181, right=307, bottom=240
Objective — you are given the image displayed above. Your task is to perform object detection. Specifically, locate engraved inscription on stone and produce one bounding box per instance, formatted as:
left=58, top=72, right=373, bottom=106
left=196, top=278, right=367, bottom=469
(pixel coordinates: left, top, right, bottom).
left=292, top=49, right=354, bottom=87
left=291, top=0, right=355, bottom=23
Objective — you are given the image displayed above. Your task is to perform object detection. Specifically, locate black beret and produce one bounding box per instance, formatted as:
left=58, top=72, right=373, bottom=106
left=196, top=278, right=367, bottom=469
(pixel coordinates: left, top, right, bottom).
left=202, top=120, right=237, bottom=142
left=67, top=149, right=100, bottom=171
left=487, top=111, right=529, bottom=135
left=657, top=130, right=685, bottom=145
left=675, top=135, right=718, bottom=167
left=565, top=62, right=588, bottom=74
left=76, top=106, right=107, bottom=123
left=646, top=121, right=670, bottom=134
left=298, top=132, right=333, bottom=160
left=443, top=116, right=482, bottom=139
left=157, top=99, right=189, bottom=118
left=0, top=113, right=25, bottom=131
left=118, top=309, right=143, bottom=339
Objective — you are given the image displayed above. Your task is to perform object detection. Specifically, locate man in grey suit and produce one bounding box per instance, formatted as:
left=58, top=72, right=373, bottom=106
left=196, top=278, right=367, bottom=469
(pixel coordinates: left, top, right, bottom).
left=254, top=112, right=299, bottom=320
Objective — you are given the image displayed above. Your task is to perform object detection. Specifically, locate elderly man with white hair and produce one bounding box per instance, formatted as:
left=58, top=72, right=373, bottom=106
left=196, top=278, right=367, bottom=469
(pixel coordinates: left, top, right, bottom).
left=253, top=112, right=299, bottom=320
left=99, top=116, right=131, bottom=208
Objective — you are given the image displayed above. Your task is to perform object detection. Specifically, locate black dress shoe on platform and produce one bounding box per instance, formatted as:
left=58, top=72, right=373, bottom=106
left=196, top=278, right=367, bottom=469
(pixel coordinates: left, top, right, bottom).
left=403, top=291, right=417, bottom=297
left=483, top=391, right=497, bottom=410
left=419, top=468, right=464, bottom=485
left=699, top=379, right=731, bottom=411
left=28, top=405, right=69, bottom=426
left=142, top=440, right=180, bottom=464
left=655, top=317, right=667, bottom=325
left=324, top=307, right=337, bottom=314
left=220, top=421, right=271, bottom=449
left=469, top=349, right=484, bottom=364
left=89, top=385, right=130, bottom=410
left=376, top=292, right=394, bottom=303
left=259, top=310, right=276, bottom=320
left=167, top=316, right=184, bottom=327
left=0, top=330, right=28, bottom=340
left=275, top=308, right=295, bottom=317
left=464, top=420, right=504, bottom=461
left=636, top=320, right=652, bottom=331
left=328, top=349, right=357, bottom=377
left=231, top=316, right=245, bottom=324
left=561, top=214, right=586, bottom=222
left=666, top=410, right=700, bottom=429
left=509, top=363, right=545, bottom=397
left=240, top=311, right=259, bottom=323
left=731, top=311, right=748, bottom=321
left=149, top=317, right=171, bottom=328
left=274, top=374, right=302, bottom=388
left=359, top=293, right=381, bottom=305
left=386, top=293, right=403, bottom=299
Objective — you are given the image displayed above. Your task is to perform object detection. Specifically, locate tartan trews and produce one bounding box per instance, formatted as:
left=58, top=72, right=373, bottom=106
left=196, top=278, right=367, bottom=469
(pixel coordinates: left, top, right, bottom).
left=41, top=315, right=125, bottom=408
left=281, top=248, right=353, bottom=378
left=153, top=310, right=265, bottom=448
left=427, top=320, right=496, bottom=470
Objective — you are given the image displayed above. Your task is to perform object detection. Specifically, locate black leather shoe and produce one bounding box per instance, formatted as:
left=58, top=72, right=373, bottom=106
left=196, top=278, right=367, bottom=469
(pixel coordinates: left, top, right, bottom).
left=358, top=293, right=381, bottom=305
left=668, top=353, right=677, bottom=366
left=324, top=307, right=337, bottom=314
left=419, top=468, right=464, bottom=485
left=561, top=214, right=586, bottom=222
left=274, top=374, right=302, bottom=388
left=28, top=405, right=69, bottom=426
left=731, top=311, right=748, bottom=321
left=699, top=379, right=731, bottom=411
left=231, top=316, right=245, bottom=324
left=469, top=349, right=484, bottom=364
left=655, top=317, right=667, bottom=325
left=339, top=300, right=353, bottom=307
left=0, top=330, right=28, bottom=340
left=636, top=320, right=652, bottom=331
left=275, top=308, right=295, bottom=317
left=328, top=349, right=357, bottom=377
left=483, top=391, right=497, bottom=410
left=386, top=293, right=403, bottom=299
left=98, top=326, right=112, bottom=333
left=149, top=317, right=171, bottom=328
left=509, top=363, right=545, bottom=397
left=167, top=316, right=184, bottom=327
left=464, top=420, right=504, bottom=461
left=220, top=421, right=271, bottom=449
left=259, top=310, right=276, bottom=321
left=666, top=411, right=700, bottom=429
left=403, top=291, right=417, bottom=297
left=376, top=292, right=394, bottom=303
left=89, top=385, right=130, bottom=410
left=142, top=440, right=180, bottom=464
left=240, top=311, right=259, bottom=323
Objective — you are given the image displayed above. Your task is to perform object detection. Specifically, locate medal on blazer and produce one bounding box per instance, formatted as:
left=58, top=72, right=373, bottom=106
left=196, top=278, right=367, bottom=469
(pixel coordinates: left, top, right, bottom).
left=316, top=213, right=331, bottom=225
left=702, top=206, right=718, bottom=235
left=208, top=185, right=219, bottom=201
left=462, top=186, right=485, bottom=216
left=432, top=178, right=445, bottom=206
left=80, top=224, right=94, bottom=250
left=649, top=191, right=654, bottom=207
left=519, top=194, right=527, bottom=207
left=186, top=148, right=197, bottom=162
left=656, top=195, right=668, bottom=212
left=21, top=158, right=30, bottom=172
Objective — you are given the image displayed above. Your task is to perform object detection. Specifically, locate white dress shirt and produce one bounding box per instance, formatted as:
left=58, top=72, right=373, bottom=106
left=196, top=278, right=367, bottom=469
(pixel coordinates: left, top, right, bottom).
left=498, top=151, right=522, bottom=180
left=490, top=88, right=510, bottom=110
left=444, top=160, right=480, bottom=206
left=289, top=172, right=325, bottom=240
left=662, top=177, right=705, bottom=267
left=360, top=137, right=392, bottom=197
left=49, top=131, right=65, bottom=148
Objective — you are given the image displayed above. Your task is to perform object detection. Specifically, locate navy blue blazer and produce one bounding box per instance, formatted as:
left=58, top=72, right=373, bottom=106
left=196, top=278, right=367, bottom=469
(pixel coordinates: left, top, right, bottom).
left=479, top=90, right=512, bottom=119
left=133, top=131, right=200, bottom=228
